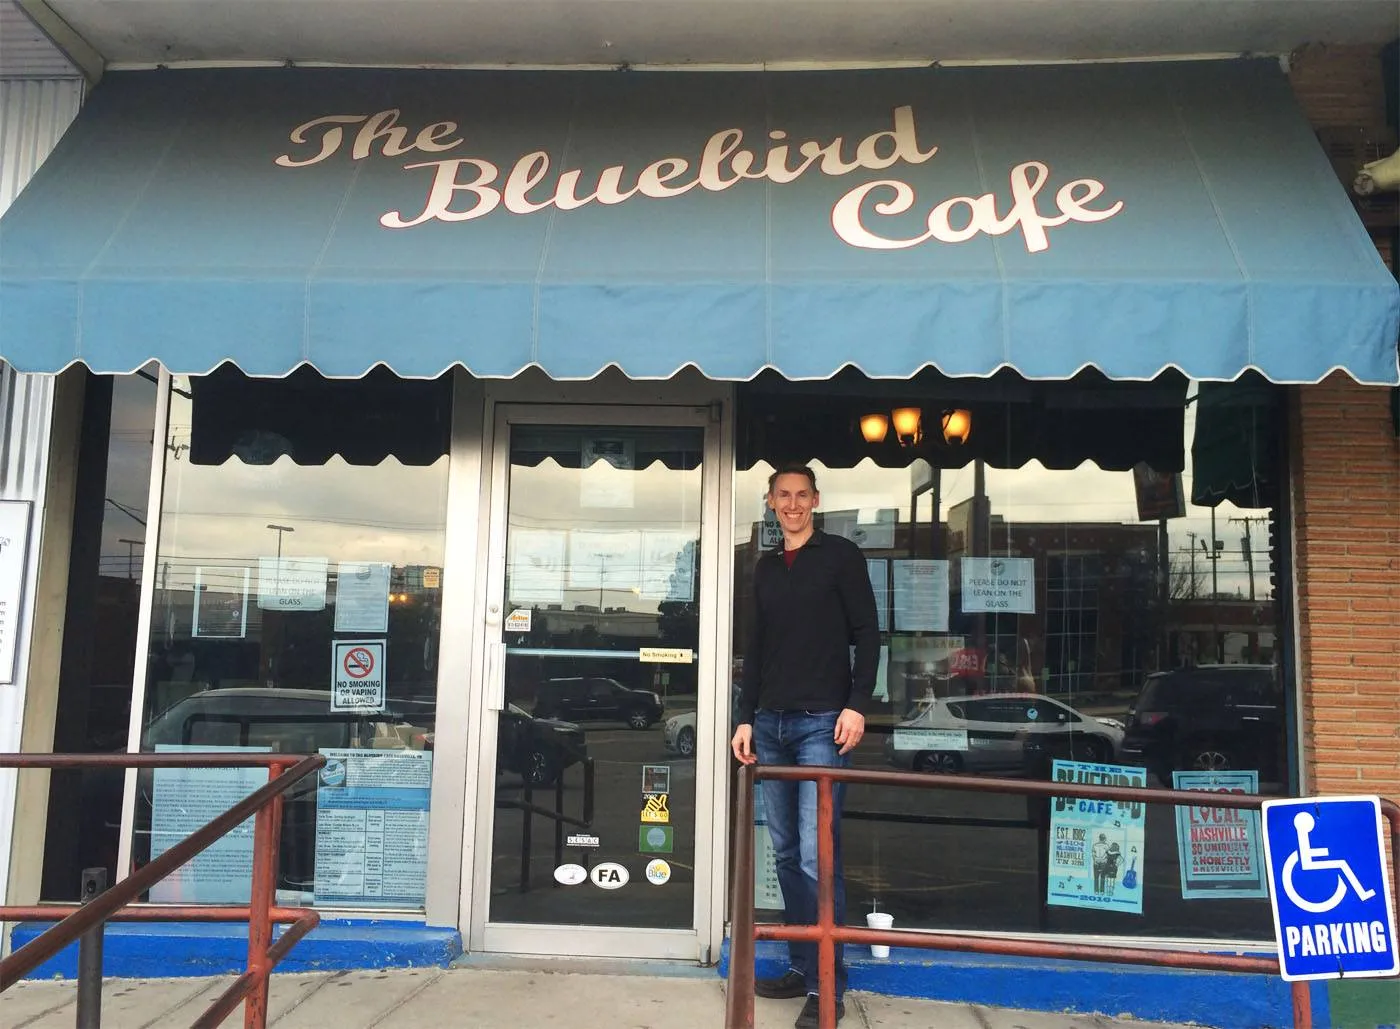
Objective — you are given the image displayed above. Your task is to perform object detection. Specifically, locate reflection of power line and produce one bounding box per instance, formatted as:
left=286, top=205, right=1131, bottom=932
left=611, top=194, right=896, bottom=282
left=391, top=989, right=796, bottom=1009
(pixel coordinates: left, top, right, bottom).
left=104, top=497, right=147, bottom=526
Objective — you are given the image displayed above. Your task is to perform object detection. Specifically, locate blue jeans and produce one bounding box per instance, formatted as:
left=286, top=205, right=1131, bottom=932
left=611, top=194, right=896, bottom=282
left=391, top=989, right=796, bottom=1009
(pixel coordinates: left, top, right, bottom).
left=753, top=709, right=849, bottom=999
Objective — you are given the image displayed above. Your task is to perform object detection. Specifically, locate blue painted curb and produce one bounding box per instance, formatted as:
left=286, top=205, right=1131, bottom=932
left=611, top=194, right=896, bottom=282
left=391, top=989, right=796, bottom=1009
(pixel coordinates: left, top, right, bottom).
left=8, top=919, right=461, bottom=980
left=719, top=939, right=1337, bottom=1029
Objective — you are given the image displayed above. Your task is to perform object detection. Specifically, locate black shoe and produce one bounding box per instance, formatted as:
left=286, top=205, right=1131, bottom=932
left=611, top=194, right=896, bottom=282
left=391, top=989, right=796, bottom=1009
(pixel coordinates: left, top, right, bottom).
left=754, top=969, right=808, bottom=999
left=794, top=994, right=845, bottom=1027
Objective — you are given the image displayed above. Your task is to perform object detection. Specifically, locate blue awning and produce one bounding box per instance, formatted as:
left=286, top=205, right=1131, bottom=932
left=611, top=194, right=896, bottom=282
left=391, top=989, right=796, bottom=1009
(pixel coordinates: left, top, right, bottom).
left=1, top=61, right=1396, bottom=383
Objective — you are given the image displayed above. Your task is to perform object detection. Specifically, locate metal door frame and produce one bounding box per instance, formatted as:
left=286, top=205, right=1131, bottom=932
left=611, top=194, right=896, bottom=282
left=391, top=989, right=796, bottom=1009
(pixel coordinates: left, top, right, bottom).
left=459, top=386, right=733, bottom=962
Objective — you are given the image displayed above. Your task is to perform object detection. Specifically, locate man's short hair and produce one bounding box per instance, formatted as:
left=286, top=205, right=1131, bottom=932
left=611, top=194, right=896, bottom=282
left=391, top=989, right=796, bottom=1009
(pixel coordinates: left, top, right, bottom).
left=767, top=462, right=818, bottom=495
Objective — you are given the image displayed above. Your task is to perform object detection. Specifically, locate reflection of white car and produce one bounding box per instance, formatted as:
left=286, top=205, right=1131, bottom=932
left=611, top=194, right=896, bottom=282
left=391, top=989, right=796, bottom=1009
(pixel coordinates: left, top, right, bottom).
left=885, top=693, right=1123, bottom=775
left=663, top=711, right=697, bottom=757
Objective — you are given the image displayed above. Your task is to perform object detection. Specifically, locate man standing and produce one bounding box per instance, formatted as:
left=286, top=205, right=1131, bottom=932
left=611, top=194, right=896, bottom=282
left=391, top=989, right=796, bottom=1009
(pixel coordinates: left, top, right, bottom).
left=731, top=463, right=880, bottom=1028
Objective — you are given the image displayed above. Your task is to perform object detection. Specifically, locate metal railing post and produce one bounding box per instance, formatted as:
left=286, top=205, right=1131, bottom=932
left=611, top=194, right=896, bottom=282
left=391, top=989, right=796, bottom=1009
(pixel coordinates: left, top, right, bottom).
left=815, top=776, right=837, bottom=1029
left=245, top=762, right=286, bottom=1029
left=1290, top=981, right=1312, bottom=1029
left=724, top=764, right=756, bottom=1029
left=74, top=867, right=107, bottom=1029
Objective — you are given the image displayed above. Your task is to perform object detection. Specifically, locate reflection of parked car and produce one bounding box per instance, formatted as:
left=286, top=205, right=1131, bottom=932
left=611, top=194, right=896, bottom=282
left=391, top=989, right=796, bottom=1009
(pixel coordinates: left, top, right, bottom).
left=1120, top=664, right=1283, bottom=783
left=885, top=693, right=1123, bottom=775
left=497, top=703, right=588, bottom=786
left=663, top=711, right=697, bottom=757
left=534, top=676, right=663, bottom=729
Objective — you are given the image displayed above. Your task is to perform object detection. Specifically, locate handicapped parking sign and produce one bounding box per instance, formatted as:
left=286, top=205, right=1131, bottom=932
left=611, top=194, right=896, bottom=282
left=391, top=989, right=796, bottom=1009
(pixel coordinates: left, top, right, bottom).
left=1261, top=796, right=1398, bottom=981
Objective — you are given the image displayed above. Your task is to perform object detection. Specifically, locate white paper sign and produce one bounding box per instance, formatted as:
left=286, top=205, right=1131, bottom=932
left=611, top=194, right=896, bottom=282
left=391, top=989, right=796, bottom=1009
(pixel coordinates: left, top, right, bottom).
left=314, top=749, right=432, bottom=908
left=580, top=438, right=635, bottom=508
left=892, top=559, right=950, bottom=631
left=193, top=566, right=250, bottom=639
left=331, top=639, right=387, bottom=712
left=334, top=561, right=390, bottom=632
left=867, top=559, right=889, bottom=631
left=823, top=509, right=896, bottom=550
left=505, top=608, right=532, bottom=633
left=508, top=528, right=567, bottom=605
left=641, top=531, right=696, bottom=601
left=0, top=501, right=32, bottom=684
left=568, top=530, right=641, bottom=591
left=258, top=556, right=328, bottom=612
left=893, top=728, right=969, bottom=751
left=150, top=744, right=266, bottom=903
left=961, top=557, right=1036, bottom=614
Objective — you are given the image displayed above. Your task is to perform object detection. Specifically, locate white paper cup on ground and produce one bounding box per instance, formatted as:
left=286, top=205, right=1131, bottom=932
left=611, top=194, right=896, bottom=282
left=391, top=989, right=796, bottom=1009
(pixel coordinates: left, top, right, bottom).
left=866, top=911, right=894, bottom=958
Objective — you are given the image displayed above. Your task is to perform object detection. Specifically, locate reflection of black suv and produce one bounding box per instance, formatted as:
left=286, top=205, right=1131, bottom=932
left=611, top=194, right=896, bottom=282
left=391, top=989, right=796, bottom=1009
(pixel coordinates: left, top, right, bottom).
left=1120, top=665, right=1284, bottom=783
left=534, top=677, right=663, bottom=730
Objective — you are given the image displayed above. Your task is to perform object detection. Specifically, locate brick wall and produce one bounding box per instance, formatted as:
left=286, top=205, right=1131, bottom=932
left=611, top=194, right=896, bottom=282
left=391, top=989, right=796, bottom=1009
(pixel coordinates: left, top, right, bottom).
left=1289, top=45, right=1400, bottom=800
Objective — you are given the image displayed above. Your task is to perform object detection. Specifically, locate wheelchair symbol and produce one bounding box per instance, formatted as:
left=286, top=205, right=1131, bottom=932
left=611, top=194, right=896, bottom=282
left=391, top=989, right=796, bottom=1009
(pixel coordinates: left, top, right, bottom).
left=1282, top=811, right=1378, bottom=914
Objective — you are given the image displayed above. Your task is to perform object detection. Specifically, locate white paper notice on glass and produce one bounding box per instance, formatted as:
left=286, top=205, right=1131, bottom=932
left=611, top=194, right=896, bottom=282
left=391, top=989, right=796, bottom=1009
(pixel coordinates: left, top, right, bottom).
left=871, top=644, right=892, bottom=702
left=257, top=556, right=328, bottom=612
left=314, top=749, right=433, bottom=908
left=892, top=559, right=950, bottom=632
left=193, top=566, right=250, bottom=639
left=961, top=557, right=1036, bottom=614
left=867, top=559, right=889, bottom=631
left=149, top=744, right=266, bottom=904
left=568, top=530, right=641, bottom=591
left=508, top=528, right=567, bottom=605
left=334, top=561, right=390, bottom=633
left=640, top=531, right=696, bottom=601
left=580, top=438, right=636, bottom=508
left=0, top=500, right=32, bottom=684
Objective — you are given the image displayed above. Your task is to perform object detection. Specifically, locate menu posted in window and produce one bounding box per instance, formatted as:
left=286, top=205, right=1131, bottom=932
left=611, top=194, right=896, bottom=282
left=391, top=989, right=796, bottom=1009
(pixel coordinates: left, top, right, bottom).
left=314, top=749, right=432, bottom=908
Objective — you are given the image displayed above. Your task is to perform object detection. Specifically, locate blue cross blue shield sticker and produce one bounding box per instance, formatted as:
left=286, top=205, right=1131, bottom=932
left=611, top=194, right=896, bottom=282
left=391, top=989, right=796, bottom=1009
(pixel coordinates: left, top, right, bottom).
left=1261, top=796, right=1399, bottom=981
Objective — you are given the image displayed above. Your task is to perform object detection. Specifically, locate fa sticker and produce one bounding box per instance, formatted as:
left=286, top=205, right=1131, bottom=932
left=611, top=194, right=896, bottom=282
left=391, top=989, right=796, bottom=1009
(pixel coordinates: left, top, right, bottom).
left=591, top=862, right=630, bottom=889
left=645, top=859, right=672, bottom=886
left=641, top=793, right=670, bottom=824
left=553, top=863, right=587, bottom=886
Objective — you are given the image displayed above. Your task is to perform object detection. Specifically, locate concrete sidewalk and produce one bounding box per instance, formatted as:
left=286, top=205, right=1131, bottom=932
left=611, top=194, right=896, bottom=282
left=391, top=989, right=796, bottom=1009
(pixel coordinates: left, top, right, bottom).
left=3, top=966, right=1195, bottom=1029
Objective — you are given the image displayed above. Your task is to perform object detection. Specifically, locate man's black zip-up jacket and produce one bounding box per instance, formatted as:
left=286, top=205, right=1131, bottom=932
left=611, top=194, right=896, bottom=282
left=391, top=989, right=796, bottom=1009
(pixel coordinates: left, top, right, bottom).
left=736, top=529, right=880, bottom=724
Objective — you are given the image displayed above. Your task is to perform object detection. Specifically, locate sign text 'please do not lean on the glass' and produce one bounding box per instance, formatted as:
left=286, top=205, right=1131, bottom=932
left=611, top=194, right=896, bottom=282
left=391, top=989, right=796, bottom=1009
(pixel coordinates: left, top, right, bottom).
left=275, top=106, right=1124, bottom=254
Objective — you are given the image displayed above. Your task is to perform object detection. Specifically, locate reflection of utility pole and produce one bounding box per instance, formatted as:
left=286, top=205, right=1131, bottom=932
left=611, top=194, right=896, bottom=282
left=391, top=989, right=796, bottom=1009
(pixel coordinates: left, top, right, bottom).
left=1229, top=516, right=1267, bottom=601
left=594, top=553, right=609, bottom=612
left=1200, top=509, right=1224, bottom=662
left=266, top=523, right=294, bottom=593
left=971, top=459, right=987, bottom=678
left=118, top=538, right=143, bottom=580
left=1185, top=532, right=1200, bottom=598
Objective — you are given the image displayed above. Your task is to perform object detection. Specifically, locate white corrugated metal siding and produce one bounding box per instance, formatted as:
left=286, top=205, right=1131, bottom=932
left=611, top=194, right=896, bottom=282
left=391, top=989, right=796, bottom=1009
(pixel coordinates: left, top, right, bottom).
left=0, top=76, right=82, bottom=212
left=0, top=1, right=78, bottom=79
left=0, top=68, right=83, bottom=916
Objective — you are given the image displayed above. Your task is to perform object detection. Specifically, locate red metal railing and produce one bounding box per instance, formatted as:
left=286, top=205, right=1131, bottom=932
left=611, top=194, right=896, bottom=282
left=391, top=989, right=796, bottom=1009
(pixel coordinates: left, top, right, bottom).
left=0, top=752, right=326, bottom=1028
left=726, top=763, right=1400, bottom=1029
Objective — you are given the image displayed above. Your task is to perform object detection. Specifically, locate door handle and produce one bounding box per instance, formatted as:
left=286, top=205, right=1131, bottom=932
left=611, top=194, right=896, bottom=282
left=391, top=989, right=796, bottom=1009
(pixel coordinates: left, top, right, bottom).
left=485, top=640, right=507, bottom=712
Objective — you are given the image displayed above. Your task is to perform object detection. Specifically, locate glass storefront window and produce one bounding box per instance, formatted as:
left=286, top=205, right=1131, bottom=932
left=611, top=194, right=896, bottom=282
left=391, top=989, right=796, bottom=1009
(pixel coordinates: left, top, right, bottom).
left=733, top=370, right=1290, bottom=941
left=133, top=366, right=451, bottom=910
left=42, top=369, right=160, bottom=900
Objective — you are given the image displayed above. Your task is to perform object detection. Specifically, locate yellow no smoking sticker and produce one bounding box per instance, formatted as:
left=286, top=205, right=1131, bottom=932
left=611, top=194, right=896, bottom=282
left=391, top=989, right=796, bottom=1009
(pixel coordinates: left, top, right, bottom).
left=641, top=793, right=670, bottom=824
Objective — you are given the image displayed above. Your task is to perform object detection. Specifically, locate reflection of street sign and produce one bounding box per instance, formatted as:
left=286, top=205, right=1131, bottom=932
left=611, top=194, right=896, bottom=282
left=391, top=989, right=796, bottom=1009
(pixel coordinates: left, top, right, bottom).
left=1262, top=796, right=1398, bottom=981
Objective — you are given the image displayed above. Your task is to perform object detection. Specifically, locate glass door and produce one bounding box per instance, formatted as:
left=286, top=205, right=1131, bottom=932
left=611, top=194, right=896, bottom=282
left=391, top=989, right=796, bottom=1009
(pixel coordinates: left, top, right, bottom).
left=470, top=405, right=720, bottom=959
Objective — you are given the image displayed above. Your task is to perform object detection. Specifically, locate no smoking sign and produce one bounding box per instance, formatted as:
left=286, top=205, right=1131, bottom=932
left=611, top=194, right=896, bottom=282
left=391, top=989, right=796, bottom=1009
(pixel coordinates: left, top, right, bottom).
left=331, top=639, right=386, bottom=713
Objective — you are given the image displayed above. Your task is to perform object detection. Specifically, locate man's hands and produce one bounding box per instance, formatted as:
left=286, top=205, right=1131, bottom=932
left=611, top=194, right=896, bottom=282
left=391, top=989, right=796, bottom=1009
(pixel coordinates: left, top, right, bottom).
left=731, top=724, right=757, bottom=765
left=834, top=708, right=865, bottom=755
left=732, top=710, right=866, bottom=764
